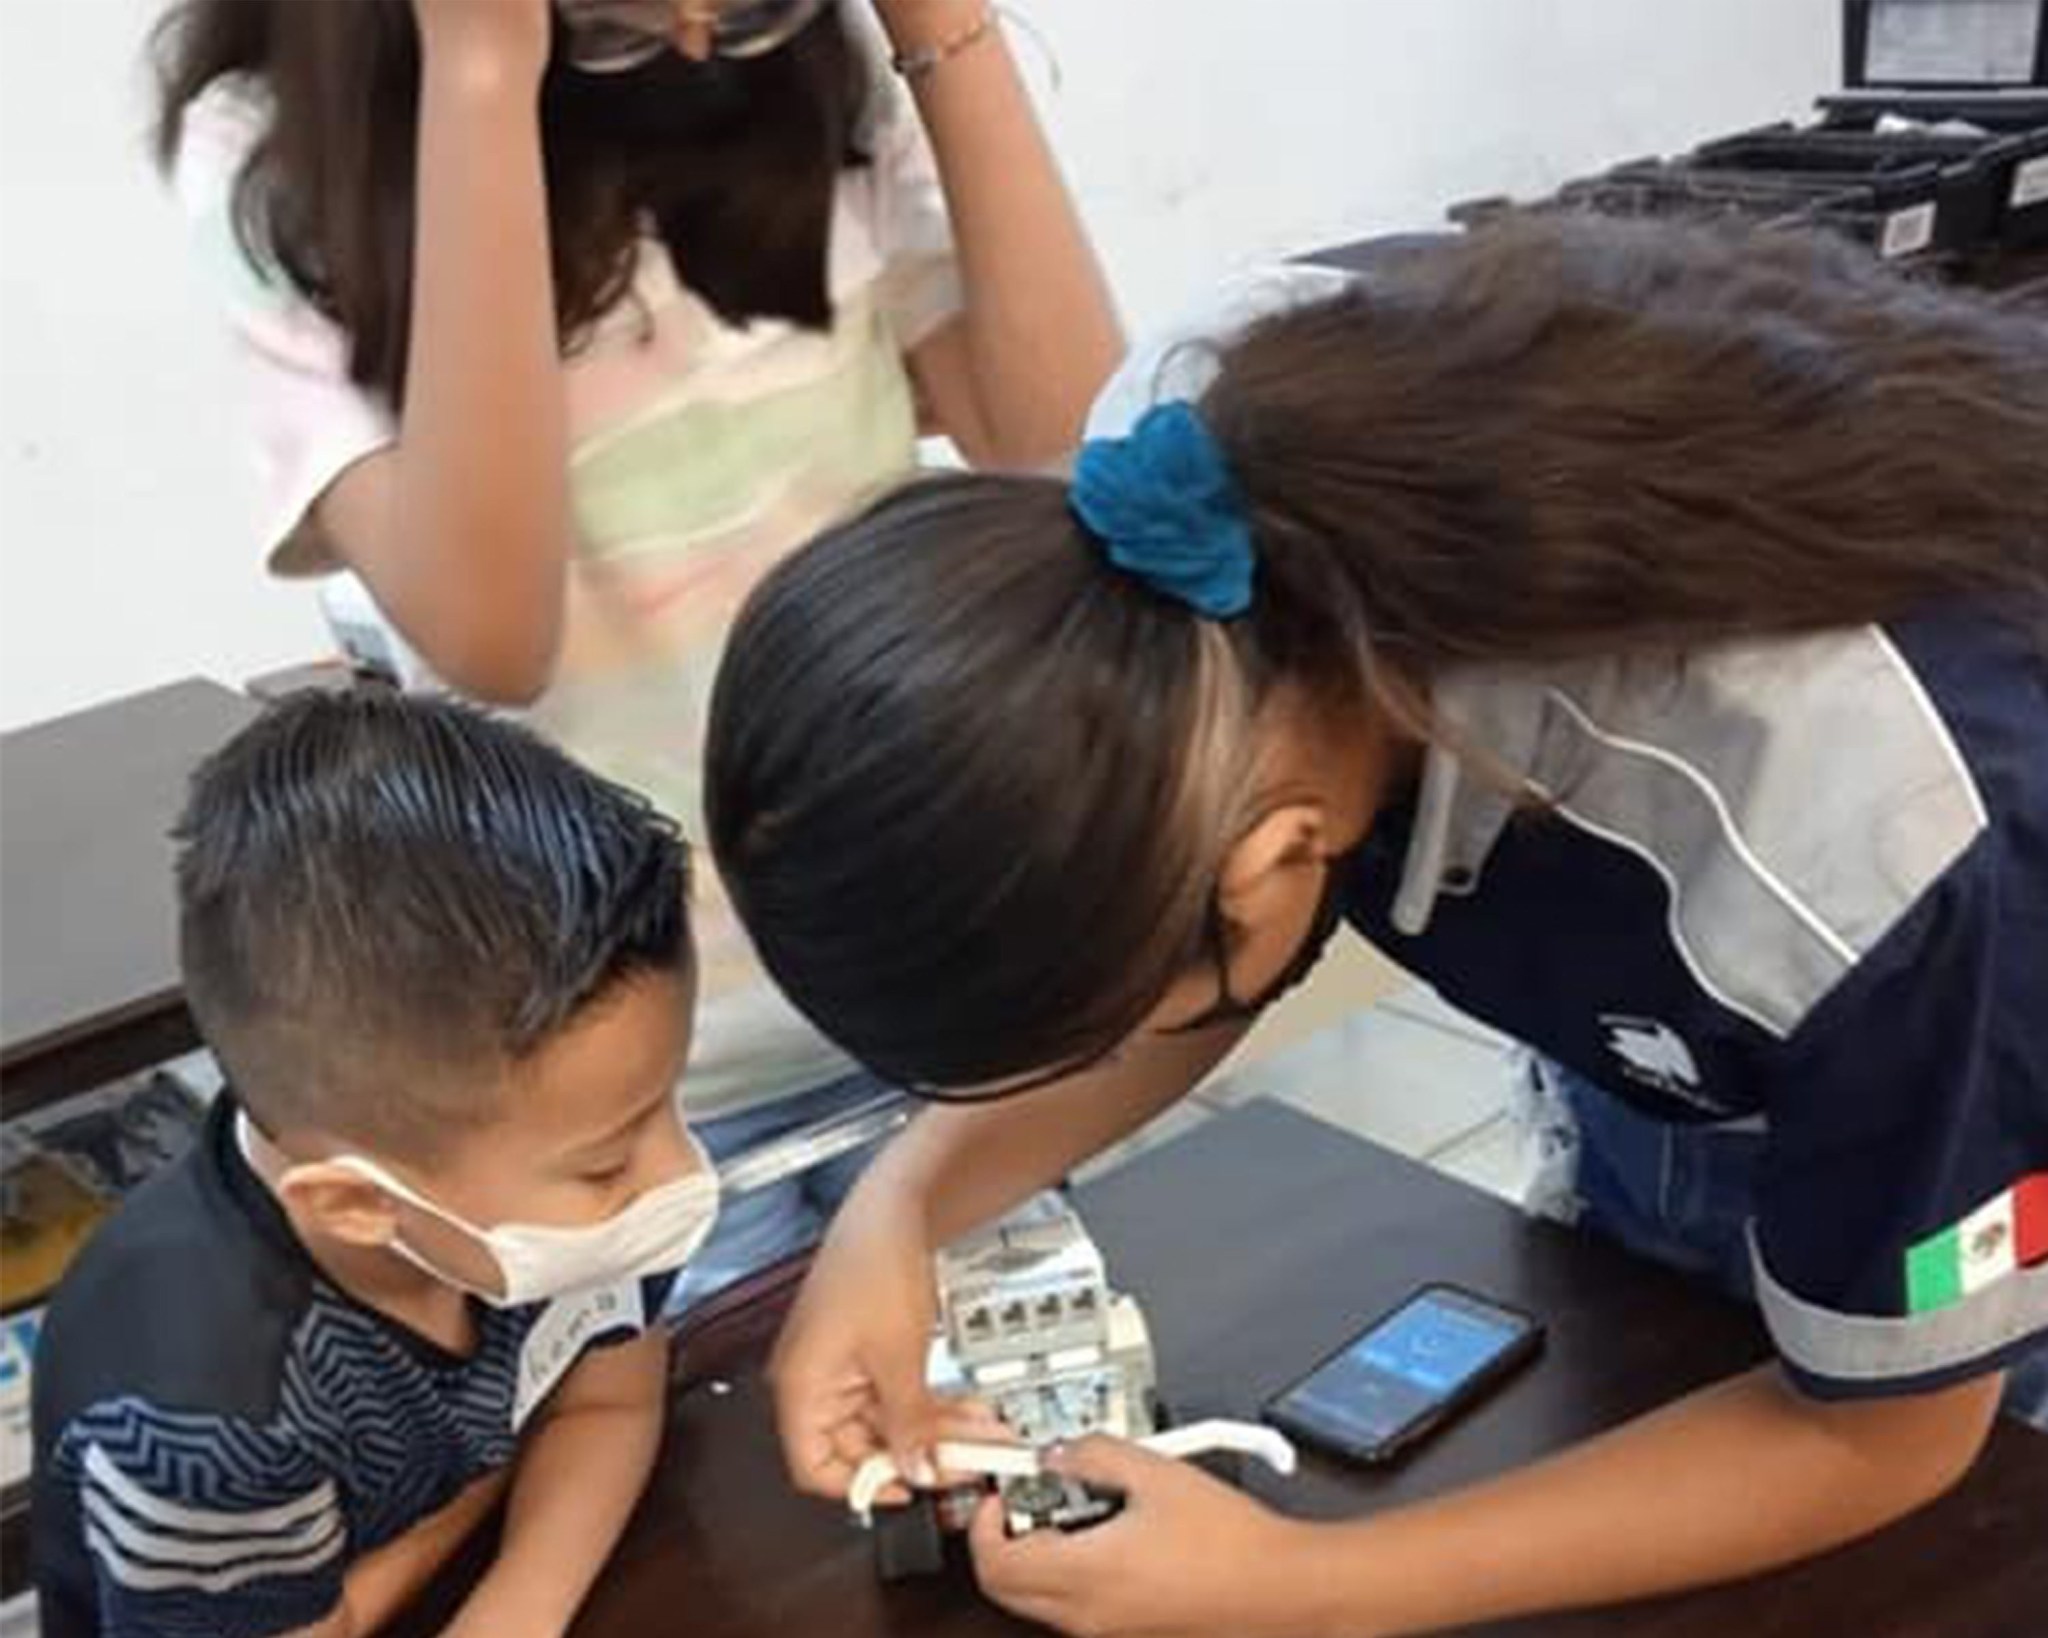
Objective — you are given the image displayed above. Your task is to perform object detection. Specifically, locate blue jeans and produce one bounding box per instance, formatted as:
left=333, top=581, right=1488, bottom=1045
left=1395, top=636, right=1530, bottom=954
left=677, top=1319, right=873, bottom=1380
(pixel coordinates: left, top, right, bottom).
left=666, top=1073, right=893, bottom=1316
left=1541, top=1059, right=2048, bottom=1430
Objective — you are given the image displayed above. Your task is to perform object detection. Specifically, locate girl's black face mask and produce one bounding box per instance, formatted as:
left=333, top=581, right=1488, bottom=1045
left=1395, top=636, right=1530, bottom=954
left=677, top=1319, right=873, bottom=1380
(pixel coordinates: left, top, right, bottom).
left=906, top=855, right=1355, bottom=1107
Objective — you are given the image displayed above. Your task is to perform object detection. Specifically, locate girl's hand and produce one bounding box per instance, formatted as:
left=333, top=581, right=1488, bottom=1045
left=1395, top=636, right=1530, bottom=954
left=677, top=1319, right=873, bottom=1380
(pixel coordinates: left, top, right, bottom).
left=768, top=1181, right=950, bottom=1499
left=969, top=1437, right=1335, bottom=1638
left=411, top=0, right=554, bottom=88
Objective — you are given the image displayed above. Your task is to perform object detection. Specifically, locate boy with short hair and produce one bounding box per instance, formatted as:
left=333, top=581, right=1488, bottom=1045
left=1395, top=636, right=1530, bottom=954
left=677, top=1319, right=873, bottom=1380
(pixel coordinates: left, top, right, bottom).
left=32, top=691, right=714, bottom=1638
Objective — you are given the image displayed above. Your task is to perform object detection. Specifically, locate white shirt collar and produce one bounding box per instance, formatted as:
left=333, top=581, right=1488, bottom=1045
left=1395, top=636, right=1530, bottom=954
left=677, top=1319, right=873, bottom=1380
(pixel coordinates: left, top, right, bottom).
left=1389, top=666, right=1558, bottom=936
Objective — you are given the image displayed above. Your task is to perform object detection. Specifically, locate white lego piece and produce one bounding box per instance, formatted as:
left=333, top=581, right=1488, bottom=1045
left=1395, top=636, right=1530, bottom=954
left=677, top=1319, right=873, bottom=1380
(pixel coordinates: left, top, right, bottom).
left=1142, top=1419, right=1298, bottom=1476
left=847, top=1419, right=1297, bottom=1526
left=849, top=1439, right=1033, bottom=1525
left=862, top=1192, right=1289, bottom=1551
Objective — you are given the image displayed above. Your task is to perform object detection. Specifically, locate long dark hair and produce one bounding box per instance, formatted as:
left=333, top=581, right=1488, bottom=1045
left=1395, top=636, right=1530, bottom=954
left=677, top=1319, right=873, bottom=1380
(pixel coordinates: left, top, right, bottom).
left=708, top=215, right=2048, bottom=1089
left=152, top=0, right=869, bottom=407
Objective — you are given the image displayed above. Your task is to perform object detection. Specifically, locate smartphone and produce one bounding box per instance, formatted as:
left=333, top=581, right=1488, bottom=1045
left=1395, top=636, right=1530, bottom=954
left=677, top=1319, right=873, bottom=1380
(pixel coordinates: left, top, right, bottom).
left=1264, top=1284, right=1544, bottom=1464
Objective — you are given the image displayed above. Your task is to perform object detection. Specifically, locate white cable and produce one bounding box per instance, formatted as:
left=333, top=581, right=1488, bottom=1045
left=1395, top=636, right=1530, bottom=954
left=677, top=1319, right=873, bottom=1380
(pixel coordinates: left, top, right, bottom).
left=847, top=1421, right=1297, bottom=1526
left=1140, top=1419, right=1298, bottom=1476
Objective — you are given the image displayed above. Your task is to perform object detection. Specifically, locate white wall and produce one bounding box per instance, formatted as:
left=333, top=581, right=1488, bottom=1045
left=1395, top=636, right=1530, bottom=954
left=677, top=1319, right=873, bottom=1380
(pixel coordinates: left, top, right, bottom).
left=0, top=0, right=332, bottom=732
left=1022, top=0, right=1837, bottom=323
left=0, top=0, right=1838, bottom=732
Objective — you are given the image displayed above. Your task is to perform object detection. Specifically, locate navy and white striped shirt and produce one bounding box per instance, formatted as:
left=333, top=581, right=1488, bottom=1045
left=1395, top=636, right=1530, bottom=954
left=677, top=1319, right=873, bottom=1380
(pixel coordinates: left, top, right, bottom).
left=32, top=1097, right=666, bottom=1638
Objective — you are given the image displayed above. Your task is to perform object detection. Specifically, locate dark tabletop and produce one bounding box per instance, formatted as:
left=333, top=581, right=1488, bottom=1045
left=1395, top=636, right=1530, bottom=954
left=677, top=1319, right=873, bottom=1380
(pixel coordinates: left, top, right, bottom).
left=0, top=678, right=260, bottom=1112
left=540, top=1099, right=2046, bottom=1638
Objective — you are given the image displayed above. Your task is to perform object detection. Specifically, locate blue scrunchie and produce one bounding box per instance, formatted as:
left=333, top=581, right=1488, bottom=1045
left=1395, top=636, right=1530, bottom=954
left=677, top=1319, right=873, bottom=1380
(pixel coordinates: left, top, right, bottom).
left=1069, top=401, right=1257, bottom=620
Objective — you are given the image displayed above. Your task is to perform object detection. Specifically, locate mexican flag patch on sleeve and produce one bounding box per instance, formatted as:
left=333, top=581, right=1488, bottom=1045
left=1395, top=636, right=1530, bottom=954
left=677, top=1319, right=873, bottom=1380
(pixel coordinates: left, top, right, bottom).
left=1905, top=1174, right=2048, bottom=1314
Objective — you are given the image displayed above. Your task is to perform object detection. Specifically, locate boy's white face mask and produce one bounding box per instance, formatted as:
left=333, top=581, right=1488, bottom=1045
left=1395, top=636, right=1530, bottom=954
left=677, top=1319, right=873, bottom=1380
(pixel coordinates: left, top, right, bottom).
left=242, top=1115, right=721, bottom=1308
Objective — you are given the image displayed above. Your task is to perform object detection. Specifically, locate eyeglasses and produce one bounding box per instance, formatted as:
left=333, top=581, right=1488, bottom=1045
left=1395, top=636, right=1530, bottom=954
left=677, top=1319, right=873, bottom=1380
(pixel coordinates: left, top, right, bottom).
left=558, top=0, right=833, bottom=74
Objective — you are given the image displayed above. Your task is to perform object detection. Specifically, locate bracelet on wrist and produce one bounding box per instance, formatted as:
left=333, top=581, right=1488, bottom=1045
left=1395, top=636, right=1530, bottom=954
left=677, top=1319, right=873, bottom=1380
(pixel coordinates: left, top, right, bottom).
left=890, top=5, right=1000, bottom=82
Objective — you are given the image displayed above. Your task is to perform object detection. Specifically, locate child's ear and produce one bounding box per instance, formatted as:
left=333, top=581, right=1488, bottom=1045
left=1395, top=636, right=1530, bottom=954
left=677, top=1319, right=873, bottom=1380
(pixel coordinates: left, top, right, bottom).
left=276, top=1163, right=403, bottom=1250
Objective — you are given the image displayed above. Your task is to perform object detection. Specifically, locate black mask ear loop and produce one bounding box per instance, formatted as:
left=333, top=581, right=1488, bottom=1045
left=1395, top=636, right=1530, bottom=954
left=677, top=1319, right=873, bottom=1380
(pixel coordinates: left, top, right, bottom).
left=899, top=1041, right=1123, bottom=1106
left=1163, top=853, right=1350, bottom=1035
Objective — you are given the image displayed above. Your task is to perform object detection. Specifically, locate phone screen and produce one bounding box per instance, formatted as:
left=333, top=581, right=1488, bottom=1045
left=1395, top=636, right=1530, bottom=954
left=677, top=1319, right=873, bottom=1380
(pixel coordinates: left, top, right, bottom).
left=1269, top=1287, right=1536, bottom=1456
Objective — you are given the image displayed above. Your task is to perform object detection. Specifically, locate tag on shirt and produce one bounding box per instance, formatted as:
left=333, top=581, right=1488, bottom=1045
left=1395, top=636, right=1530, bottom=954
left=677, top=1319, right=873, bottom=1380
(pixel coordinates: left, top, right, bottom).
left=2013, top=156, right=2048, bottom=212
left=513, top=1280, right=645, bottom=1431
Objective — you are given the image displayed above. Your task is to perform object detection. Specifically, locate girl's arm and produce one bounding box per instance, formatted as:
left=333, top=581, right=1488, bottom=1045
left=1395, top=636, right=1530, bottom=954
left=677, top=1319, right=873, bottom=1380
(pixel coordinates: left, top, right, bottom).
left=317, top=0, right=569, bottom=706
left=879, top=0, right=1123, bottom=466
left=1290, top=1363, right=2004, bottom=1634
left=975, top=1363, right=2006, bottom=1638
